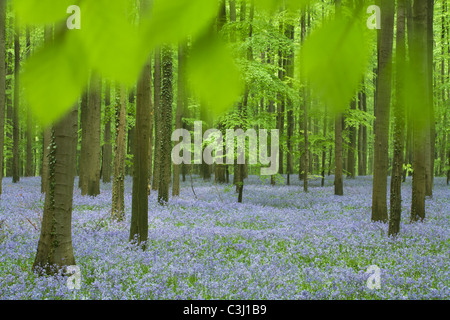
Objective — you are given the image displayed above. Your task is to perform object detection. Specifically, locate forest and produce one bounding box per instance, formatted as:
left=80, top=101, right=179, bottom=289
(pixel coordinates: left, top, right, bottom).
left=0, top=0, right=449, bottom=301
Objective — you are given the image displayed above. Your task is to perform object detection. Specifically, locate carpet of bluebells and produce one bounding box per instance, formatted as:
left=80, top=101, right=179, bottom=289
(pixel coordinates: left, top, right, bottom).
left=0, top=174, right=449, bottom=300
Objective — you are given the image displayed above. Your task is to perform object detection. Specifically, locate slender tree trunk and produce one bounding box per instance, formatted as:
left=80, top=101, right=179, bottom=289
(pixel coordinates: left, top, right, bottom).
left=347, top=97, right=357, bottom=178
left=389, top=0, right=406, bottom=237
left=321, top=105, right=327, bottom=187
left=33, top=106, right=78, bottom=275
left=25, top=27, right=33, bottom=177
left=158, top=45, right=173, bottom=205
left=130, top=49, right=152, bottom=247
left=371, top=0, right=394, bottom=223
left=5, top=18, right=12, bottom=178
left=0, top=0, right=5, bottom=195
left=112, top=84, right=127, bottom=221
left=12, top=18, right=20, bottom=183
left=410, top=0, right=430, bottom=222
left=285, top=23, right=294, bottom=185
left=152, top=47, right=161, bottom=191
left=127, top=89, right=136, bottom=177
left=334, top=113, right=343, bottom=195
left=439, top=1, right=447, bottom=177
left=425, top=0, right=434, bottom=197
left=102, top=81, right=112, bottom=183
left=173, top=43, right=186, bottom=196
left=358, top=84, right=368, bottom=176
left=82, top=73, right=102, bottom=196
left=78, top=91, right=88, bottom=188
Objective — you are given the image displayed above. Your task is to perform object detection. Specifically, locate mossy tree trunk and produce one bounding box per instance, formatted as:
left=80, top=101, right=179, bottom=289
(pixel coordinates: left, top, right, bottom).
left=0, top=0, right=5, bottom=195
left=33, top=106, right=78, bottom=274
left=152, top=47, right=161, bottom=191
left=102, top=81, right=112, bottom=183
left=12, top=17, right=20, bottom=183
left=158, top=45, right=173, bottom=205
left=112, top=84, right=127, bottom=221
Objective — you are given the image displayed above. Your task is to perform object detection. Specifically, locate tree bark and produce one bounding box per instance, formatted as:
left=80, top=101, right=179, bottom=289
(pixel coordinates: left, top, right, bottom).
left=152, top=47, right=161, bottom=191
left=334, top=113, right=343, bottom=195
left=285, top=23, right=294, bottom=185
left=25, top=27, right=33, bottom=177
left=371, top=0, right=394, bottom=223
left=425, top=0, right=434, bottom=197
left=33, top=106, right=78, bottom=275
left=389, top=0, right=406, bottom=237
left=126, top=89, right=136, bottom=176
left=0, top=0, right=5, bottom=195
left=130, top=55, right=152, bottom=246
left=410, top=0, right=430, bottom=222
left=158, top=45, right=173, bottom=205
left=112, top=84, right=127, bottom=221
left=173, top=43, right=186, bottom=196
left=102, top=81, right=112, bottom=183
left=82, top=73, right=102, bottom=196
left=12, top=18, right=20, bottom=183
left=347, top=97, right=357, bottom=178
left=78, top=91, right=88, bottom=188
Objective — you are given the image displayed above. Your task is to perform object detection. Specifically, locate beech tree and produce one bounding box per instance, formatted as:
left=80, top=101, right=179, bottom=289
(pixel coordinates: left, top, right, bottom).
left=80, top=73, right=102, bottom=196
left=0, top=0, right=5, bottom=196
left=130, top=0, right=153, bottom=247
left=158, top=45, right=173, bottom=205
left=102, top=80, right=112, bottom=183
left=33, top=106, right=78, bottom=274
left=371, top=0, right=394, bottom=223
left=12, top=16, right=19, bottom=183
left=112, top=84, right=127, bottom=221
left=389, top=0, right=406, bottom=237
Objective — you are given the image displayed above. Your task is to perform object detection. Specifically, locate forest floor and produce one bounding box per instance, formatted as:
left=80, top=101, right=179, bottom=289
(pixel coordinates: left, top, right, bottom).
left=0, top=175, right=449, bottom=299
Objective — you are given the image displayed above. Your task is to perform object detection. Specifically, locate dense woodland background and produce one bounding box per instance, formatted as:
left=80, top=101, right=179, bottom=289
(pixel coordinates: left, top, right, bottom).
left=0, top=0, right=448, bottom=277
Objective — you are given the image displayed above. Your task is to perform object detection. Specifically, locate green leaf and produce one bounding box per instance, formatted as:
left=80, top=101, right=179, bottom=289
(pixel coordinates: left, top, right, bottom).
left=21, top=34, right=89, bottom=127
left=14, top=0, right=74, bottom=25
left=186, top=33, right=244, bottom=117
left=141, top=0, right=219, bottom=48
left=78, top=0, right=143, bottom=85
left=298, top=16, right=373, bottom=114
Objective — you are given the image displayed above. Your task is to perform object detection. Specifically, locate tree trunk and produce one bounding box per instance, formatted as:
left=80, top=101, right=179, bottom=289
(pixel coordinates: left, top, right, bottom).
left=410, top=0, right=430, bottom=222
left=158, top=45, right=173, bottom=205
left=33, top=106, right=78, bottom=275
left=389, top=0, right=406, bottom=237
left=78, top=91, right=88, bottom=188
left=112, top=84, right=127, bottom=221
left=5, top=19, right=12, bottom=178
left=127, top=89, right=136, bottom=176
left=285, top=22, right=294, bottom=185
left=347, top=97, right=357, bottom=178
left=152, top=47, right=161, bottom=191
left=173, top=43, right=186, bottom=196
left=82, top=73, right=102, bottom=196
left=12, top=19, right=20, bottom=183
left=358, top=85, right=368, bottom=176
left=130, top=52, right=152, bottom=246
left=25, top=27, right=33, bottom=177
left=334, top=113, right=343, bottom=195
left=371, top=0, right=394, bottom=223
left=102, top=81, right=112, bottom=183
left=40, top=26, right=53, bottom=194
left=321, top=106, right=327, bottom=187
left=425, top=0, right=434, bottom=197
left=0, top=0, right=5, bottom=195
